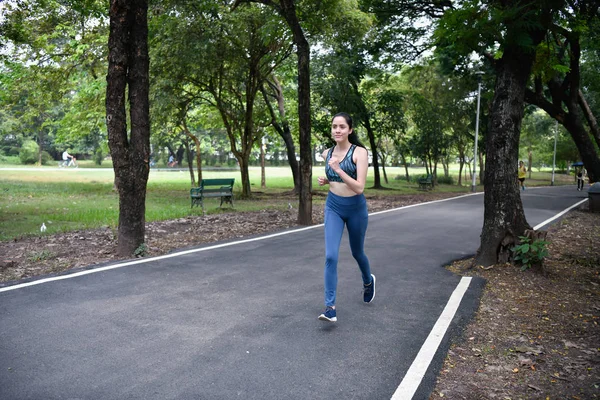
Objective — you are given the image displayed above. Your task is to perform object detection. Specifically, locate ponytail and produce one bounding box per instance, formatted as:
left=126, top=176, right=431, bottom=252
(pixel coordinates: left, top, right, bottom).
left=348, top=132, right=366, bottom=149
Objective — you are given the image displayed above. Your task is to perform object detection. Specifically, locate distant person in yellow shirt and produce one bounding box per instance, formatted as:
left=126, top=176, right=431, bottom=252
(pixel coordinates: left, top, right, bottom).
left=518, top=161, right=527, bottom=191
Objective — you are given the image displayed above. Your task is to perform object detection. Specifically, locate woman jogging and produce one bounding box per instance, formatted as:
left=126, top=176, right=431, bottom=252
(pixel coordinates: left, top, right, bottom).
left=518, top=161, right=527, bottom=191
left=317, top=112, right=375, bottom=323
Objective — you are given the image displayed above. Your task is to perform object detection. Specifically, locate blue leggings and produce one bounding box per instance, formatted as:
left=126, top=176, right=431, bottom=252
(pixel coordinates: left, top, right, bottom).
left=324, top=191, right=372, bottom=306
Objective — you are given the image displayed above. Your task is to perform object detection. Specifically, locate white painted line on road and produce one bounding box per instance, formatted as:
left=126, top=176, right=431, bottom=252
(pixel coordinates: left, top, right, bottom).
left=533, top=198, right=588, bottom=231
left=0, top=225, right=320, bottom=293
left=370, top=192, right=482, bottom=217
left=0, top=193, right=480, bottom=293
left=391, top=277, right=472, bottom=400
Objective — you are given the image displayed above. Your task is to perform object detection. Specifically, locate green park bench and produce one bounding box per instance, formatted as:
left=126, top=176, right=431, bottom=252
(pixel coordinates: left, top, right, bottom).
left=190, top=178, right=235, bottom=212
left=418, top=174, right=433, bottom=190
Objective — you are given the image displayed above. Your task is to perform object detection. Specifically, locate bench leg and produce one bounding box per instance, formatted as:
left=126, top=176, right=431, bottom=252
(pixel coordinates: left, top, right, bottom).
left=220, top=196, right=234, bottom=208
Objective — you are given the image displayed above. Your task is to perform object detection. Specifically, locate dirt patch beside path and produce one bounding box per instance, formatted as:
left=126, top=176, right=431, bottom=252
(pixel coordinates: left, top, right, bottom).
left=431, top=209, right=600, bottom=400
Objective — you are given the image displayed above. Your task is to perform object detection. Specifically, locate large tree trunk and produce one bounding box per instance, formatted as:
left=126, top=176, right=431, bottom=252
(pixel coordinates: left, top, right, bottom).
left=280, top=0, right=312, bottom=224
left=475, top=0, right=558, bottom=266
left=476, top=43, right=534, bottom=267
left=106, top=0, right=150, bottom=257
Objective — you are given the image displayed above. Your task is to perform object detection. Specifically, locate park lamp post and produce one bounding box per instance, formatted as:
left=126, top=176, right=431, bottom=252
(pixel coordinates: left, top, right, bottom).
left=471, top=71, right=484, bottom=192
left=551, top=120, right=558, bottom=186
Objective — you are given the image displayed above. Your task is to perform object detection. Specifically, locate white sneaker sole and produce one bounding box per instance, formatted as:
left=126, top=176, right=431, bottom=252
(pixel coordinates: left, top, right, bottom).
left=318, top=314, right=337, bottom=322
left=365, top=274, right=376, bottom=303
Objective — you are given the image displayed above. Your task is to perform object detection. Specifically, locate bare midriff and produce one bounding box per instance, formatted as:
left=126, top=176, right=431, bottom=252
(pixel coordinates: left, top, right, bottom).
left=329, top=181, right=359, bottom=197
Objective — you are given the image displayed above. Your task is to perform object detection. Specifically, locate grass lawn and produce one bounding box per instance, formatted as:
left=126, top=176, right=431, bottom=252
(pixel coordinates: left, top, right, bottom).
left=0, top=164, right=574, bottom=241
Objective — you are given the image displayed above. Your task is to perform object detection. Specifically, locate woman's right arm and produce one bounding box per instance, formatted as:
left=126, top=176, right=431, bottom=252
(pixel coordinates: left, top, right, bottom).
left=318, top=149, right=330, bottom=186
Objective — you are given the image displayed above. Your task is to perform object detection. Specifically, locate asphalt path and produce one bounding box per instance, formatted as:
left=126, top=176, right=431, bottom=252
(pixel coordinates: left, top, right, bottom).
left=0, top=185, right=588, bottom=400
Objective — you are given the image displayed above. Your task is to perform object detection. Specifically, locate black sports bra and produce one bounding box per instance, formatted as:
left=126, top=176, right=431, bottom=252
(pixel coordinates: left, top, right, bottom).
left=325, top=145, right=357, bottom=182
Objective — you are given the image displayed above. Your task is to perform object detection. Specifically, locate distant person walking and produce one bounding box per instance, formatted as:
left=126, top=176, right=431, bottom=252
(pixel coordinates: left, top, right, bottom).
left=518, top=161, right=527, bottom=191
left=316, top=112, right=375, bottom=323
left=577, top=167, right=587, bottom=191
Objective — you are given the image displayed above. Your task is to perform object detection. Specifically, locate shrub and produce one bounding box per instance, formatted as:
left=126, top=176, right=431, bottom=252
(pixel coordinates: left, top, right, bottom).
left=40, top=150, right=53, bottom=165
left=94, top=148, right=103, bottom=165
left=19, top=140, right=40, bottom=164
left=511, top=236, right=549, bottom=271
left=404, top=174, right=420, bottom=183
left=134, top=243, right=148, bottom=258
left=437, top=175, right=455, bottom=185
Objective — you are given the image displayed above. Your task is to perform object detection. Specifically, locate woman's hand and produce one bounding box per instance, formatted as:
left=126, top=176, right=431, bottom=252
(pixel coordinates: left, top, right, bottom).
left=328, top=157, right=341, bottom=174
left=318, top=176, right=329, bottom=186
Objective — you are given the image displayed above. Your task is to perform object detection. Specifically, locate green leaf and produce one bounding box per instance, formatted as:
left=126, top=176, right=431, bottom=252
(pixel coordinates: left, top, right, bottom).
left=551, top=64, right=570, bottom=74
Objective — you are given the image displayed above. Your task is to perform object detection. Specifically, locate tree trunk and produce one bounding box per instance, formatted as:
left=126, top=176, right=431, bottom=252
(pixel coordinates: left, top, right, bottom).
left=458, top=156, right=464, bottom=186
left=578, top=90, right=600, bottom=149
left=525, top=81, right=600, bottom=184
left=363, top=117, right=382, bottom=188
left=261, top=78, right=300, bottom=192
left=562, top=107, right=600, bottom=183
left=37, top=131, right=45, bottom=166
left=182, top=117, right=203, bottom=184
left=467, top=160, right=472, bottom=181
left=528, top=150, right=532, bottom=179
left=523, top=23, right=600, bottom=183
left=213, top=84, right=255, bottom=199
left=401, top=154, right=410, bottom=182
left=235, top=0, right=311, bottom=221
left=280, top=0, right=312, bottom=224
left=106, top=0, right=150, bottom=257
left=183, top=139, right=195, bottom=186
left=260, top=137, right=266, bottom=188
left=381, top=156, right=388, bottom=184
left=476, top=43, right=534, bottom=267
left=478, top=151, right=485, bottom=186
left=238, top=155, right=251, bottom=197
left=176, top=145, right=184, bottom=166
